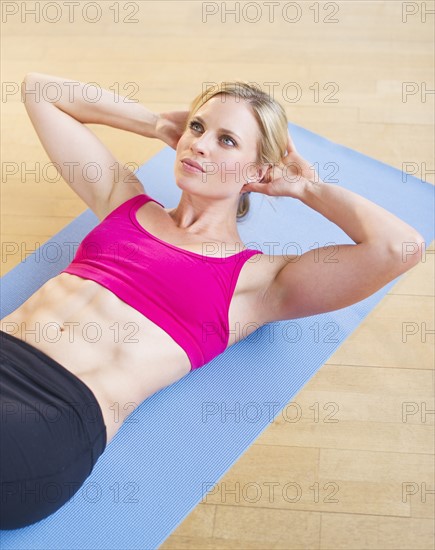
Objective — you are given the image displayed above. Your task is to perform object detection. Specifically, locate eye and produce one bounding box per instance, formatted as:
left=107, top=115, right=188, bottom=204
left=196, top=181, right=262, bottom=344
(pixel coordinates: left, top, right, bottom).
left=221, top=135, right=237, bottom=147
left=189, top=120, right=201, bottom=132
left=188, top=120, right=237, bottom=147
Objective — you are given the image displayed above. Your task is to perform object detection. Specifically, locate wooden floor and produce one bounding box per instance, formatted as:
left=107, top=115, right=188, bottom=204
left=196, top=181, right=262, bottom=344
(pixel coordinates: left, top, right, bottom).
left=1, top=1, right=434, bottom=548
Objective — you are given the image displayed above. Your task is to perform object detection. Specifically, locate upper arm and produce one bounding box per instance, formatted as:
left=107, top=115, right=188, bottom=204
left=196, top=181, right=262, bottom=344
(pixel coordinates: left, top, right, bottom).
left=22, top=76, right=144, bottom=220
left=261, top=241, right=421, bottom=324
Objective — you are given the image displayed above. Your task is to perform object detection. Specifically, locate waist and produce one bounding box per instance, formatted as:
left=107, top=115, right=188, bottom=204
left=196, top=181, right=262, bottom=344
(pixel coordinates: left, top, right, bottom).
left=0, top=276, right=195, bottom=443
left=3, top=274, right=191, bottom=370
left=0, top=328, right=107, bottom=455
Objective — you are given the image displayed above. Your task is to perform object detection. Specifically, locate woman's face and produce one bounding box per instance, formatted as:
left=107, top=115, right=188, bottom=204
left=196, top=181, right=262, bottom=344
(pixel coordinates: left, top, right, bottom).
left=175, top=94, right=263, bottom=197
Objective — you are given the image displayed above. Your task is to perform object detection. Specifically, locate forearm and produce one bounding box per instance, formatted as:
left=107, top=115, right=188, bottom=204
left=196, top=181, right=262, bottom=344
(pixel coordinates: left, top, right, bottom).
left=299, top=180, right=423, bottom=249
left=22, top=72, right=158, bottom=138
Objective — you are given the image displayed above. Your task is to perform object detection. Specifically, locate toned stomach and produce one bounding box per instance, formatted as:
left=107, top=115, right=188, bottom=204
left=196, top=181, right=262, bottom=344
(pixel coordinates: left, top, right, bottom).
left=0, top=272, right=193, bottom=444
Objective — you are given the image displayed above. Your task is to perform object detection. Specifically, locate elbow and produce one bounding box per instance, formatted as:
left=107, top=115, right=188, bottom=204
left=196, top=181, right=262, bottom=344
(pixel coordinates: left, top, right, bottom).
left=388, top=232, right=425, bottom=273
left=23, top=72, right=38, bottom=84
left=21, top=73, right=48, bottom=107
left=23, top=72, right=44, bottom=82
left=22, top=73, right=48, bottom=90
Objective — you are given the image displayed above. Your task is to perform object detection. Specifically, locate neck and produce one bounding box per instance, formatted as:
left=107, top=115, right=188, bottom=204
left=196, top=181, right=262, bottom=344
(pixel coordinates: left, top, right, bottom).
left=169, top=192, right=243, bottom=243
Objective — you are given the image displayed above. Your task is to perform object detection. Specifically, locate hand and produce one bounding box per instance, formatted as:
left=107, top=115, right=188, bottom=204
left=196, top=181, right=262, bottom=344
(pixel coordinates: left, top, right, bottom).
left=154, top=110, right=190, bottom=150
left=241, top=129, right=323, bottom=199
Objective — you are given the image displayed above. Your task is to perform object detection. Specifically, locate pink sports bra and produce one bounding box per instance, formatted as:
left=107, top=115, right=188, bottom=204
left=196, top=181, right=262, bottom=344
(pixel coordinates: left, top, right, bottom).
left=61, top=193, right=263, bottom=370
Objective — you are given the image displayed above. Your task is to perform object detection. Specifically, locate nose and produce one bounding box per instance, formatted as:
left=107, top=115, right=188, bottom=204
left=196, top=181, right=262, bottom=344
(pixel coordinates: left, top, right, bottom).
left=190, top=132, right=211, bottom=156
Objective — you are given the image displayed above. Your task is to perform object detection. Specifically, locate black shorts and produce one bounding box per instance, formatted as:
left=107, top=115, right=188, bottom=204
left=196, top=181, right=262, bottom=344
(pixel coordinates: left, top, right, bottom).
left=0, top=329, right=107, bottom=530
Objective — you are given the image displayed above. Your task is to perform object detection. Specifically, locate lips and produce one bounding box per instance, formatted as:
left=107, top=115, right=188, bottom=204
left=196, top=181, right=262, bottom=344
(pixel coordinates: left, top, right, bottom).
left=181, top=158, right=204, bottom=173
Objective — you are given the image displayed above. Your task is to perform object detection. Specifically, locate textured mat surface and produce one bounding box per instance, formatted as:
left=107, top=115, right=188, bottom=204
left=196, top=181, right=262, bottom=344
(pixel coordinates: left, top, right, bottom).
left=1, top=123, right=433, bottom=549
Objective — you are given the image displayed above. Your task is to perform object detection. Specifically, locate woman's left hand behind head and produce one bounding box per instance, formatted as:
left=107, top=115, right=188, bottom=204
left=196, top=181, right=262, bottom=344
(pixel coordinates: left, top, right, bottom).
left=241, top=130, right=324, bottom=199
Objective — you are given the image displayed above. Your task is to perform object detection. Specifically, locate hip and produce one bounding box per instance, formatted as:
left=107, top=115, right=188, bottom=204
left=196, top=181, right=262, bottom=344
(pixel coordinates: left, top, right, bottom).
left=0, top=329, right=107, bottom=529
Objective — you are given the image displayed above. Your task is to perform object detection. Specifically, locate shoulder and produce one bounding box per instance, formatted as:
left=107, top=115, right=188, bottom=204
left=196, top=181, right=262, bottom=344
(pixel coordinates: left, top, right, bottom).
left=94, top=176, right=146, bottom=221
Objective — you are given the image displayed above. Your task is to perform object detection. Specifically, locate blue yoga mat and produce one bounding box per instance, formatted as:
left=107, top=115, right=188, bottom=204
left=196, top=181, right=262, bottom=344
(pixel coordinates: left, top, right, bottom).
left=1, top=123, right=433, bottom=549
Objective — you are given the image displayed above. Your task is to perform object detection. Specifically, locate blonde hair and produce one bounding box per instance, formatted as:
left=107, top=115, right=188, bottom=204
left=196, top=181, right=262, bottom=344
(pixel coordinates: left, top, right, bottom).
left=187, top=81, right=289, bottom=220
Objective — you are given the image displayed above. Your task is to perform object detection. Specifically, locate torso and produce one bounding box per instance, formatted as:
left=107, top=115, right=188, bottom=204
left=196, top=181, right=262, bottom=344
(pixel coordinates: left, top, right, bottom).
left=0, top=196, right=287, bottom=444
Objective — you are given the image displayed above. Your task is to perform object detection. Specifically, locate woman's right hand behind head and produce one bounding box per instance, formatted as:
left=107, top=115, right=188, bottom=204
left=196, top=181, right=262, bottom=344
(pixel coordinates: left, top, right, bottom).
left=155, top=110, right=190, bottom=150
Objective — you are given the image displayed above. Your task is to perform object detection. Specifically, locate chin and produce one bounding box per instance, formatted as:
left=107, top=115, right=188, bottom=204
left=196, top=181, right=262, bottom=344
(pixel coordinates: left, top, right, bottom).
left=175, top=170, right=203, bottom=187
left=173, top=174, right=192, bottom=192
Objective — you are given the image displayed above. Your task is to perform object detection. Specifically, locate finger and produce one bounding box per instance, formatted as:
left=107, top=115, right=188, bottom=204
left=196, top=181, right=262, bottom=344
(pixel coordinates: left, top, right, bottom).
left=268, top=166, right=280, bottom=183
left=260, top=165, right=273, bottom=184
left=175, top=110, right=191, bottom=122
left=241, top=180, right=269, bottom=195
left=264, top=164, right=282, bottom=184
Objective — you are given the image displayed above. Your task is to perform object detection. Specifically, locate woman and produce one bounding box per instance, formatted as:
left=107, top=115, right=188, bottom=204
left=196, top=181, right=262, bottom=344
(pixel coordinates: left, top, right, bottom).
left=0, top=75, right=423, bottom=529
